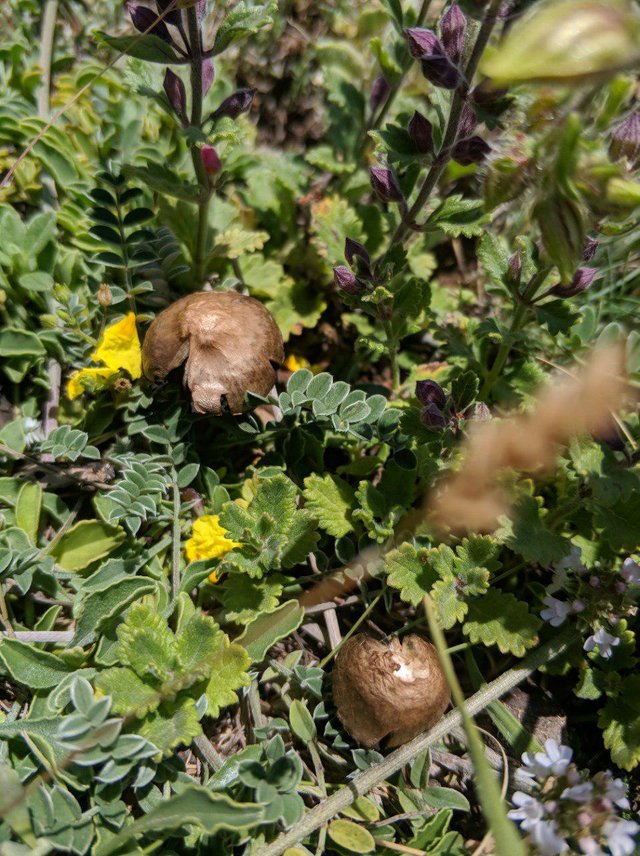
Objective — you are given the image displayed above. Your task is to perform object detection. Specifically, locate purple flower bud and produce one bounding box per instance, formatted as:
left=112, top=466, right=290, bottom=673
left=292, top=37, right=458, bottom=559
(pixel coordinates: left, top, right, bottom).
left=420, top=402, right=447, bottom=430
left=582, top=236, right=599, bottom=262
left=370, top=166, right=404, bottom=203
left=333, top=265, right=365, bottom=295
left=507, top=251, right=522, bottom=286
left=201, top=144, right=221, bottom=174
left=404, top=27, right=442, bottom=59
left=463, top=401, right=491, bottom=422
left=210, top=88, right=256, bottom=121
left=614, top=580, right=626, bottom=595
left=370, top=75, right=390, bottom=111
left=589, top=575, right=601, bottom=588
left=457, top=103, right=477, bottom=139
left=202, top=59, right=215, bottom=96
left=421, top=50, right=465, bottom=90
left=551, top=266, right=598, bottom=298
left=127, top=3, right=172, bottom=42
left=440, top=3, right=467, bottom=64
left=416, top=379, right=447, bottom=409
left=407, top=110, right=434, bottom=155
left=572, top=599, right=586, bottom=613
left=344, top=237, right=370, bottom=267
left=156, top=0, right=181, bottom=27
left=197, top=0, right=207, bottom=21
left=163, top=68, right=186, bottom=121
left=452, top=135, right=490, bottom=165
left=610, top=112, right=640, bottom=165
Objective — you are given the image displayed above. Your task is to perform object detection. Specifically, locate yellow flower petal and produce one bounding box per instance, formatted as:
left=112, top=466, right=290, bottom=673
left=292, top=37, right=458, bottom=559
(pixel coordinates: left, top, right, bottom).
left=284, top=354, right=310, bottom=372
left=67, top=367, right=115, bottom=400
left=92, top=313, right=142, bottom=379
left=184, top=514, right=241, bottom=564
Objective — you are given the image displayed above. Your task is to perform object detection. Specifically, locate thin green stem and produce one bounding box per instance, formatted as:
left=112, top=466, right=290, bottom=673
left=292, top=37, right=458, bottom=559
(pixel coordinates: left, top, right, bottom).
left=319, top=592, right=383, bottom=669
left=254, top=625, right=577, bottom=856
left=37, top=0, right=59, bottom=119
left=171, top=468, right=181, bottom=598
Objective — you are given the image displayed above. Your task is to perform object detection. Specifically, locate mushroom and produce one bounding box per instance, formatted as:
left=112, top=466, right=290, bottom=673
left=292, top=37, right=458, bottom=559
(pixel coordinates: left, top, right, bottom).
left=332, top=633, right=450, bottom=748
left=142, top=291, right=284, bottom=415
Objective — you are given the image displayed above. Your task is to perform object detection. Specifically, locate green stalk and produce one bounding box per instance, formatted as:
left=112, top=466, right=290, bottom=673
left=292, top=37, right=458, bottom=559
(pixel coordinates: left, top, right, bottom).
left=37, top=0, right=59, bottom=119
left=424, top=595, right=525, bottom=855
left=254, top=625, right=577, bottom=856
left=171, top=468, right=181, bottom=598
left=186, top=4, right=212, bottom=286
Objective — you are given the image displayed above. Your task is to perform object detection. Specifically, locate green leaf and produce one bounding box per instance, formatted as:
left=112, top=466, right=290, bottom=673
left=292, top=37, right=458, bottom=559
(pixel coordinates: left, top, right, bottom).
left=427, top=195, right=488, bottom=238
left=501, top=497, right=569, bottom=565
left=95, top=31, right=180, bottom=63
left=327, top=819, right=376, bottom=853
left=463, top=591, right=540, bottom=657
left=138, top=695, right=202, bottom=753
left=213, top=0, right=277, bottom=54
left=175, top=612, right=223, bottom=684
left=599, top=675, right=640, bottom=770
left=289, top=699, right=316, bottom=742
left=385, top=543, right=439, bottom=606
left=117, top=603, right=178, bottom=682
left=303, top=474, right=355, bottom=538
left=204, top=639, right=251, bottom=718
left=220, top=574, right=285, bottom=624
left=95, top=667, right=160, bottom=717
left=15, top=482, right=42, bottom=544
left=422, top=786, right=470, bottom=812
left=0, top=765, right=36, bottom=847
left=95, top=784, right=264, bottom=856
left=0, top=329, right=46, bottom=357
left=49, top=520, right=126, bottom=571
left=72, top=577, right=157, bottom=647
left=0, top=638, right=74, bottom=689
left=212, top=227, right=269, bottom=259
left=593, top=493, right=640, bottom=551
left=237, top=600, right=305, bottom=663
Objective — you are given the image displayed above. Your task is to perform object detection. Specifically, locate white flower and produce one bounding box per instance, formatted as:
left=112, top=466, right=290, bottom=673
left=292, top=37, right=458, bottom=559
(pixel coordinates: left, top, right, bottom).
left=523, top=739, right=573, bottom=779
left=583, top=628, right=620, bottom=660
left=602, top=773, right=630, bottom=810
left=620, top=558, right=640, bottom=586
left=561, top=781, right=593, bottom=802
left=508, top=791, right=545, bottom=830
left=603, top=818, right=639, bottom=856
left=530, top=819, right=568, bottom=855
left=579, top=837, right=604, bottom=856
left=541, top=595, right=572, bottom=627
left=23, top=416, right=43, bottom=446
left=550, top=546, right=585, bottom=591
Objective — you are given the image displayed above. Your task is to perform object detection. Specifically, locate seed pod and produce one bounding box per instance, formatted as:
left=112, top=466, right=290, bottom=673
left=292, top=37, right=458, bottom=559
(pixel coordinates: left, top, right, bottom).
left=407, top=111, right=434, bottom=155
left=163, top=69, right=186, bottom=122
left=440, top=3, right=467, bottom=64
left=142, top=292, right=284, bottom=415
left=332, top=634, right=450, bottom=748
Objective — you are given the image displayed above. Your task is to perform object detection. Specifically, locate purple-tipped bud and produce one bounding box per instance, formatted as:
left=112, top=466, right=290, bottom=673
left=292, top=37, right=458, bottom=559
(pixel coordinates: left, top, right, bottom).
left=582, top=236, right=599, bottom=262
left=420, top=402, right=447, bottom=430
left=440, top=3, right=467, bottom=64
left=202, top=59, right=215, bottom=96
left=163, top=69, right=186, bottom=121
left=551, top=266, right=598, bottom=298
left=333, top=265, right=365, bottom=295
left=415, top=379, right=447, bottom=409
left=407, top=111, right=434, bottom=155
left=210, top=88, right=256, bottom=122
left=452, top=135, right=490, bottom=165
left=370, top=167, right=404, bottom=203
left=457, top=103, right=477, bottom=139
left=201, top=144, right=221, bottom=175
left=127, top=3, right=172, bottom=42
left=420, top=50, right=465, bottom=90
left=610, top=112, right=640, bottom=165
left=370, top=75, right=390, bottom=111
left=156, top=0, right=181, bottom=26
left=507, top=251, right=522, bottom=286
left=404, top=27, right=442, bottom=59
left=344, top=238, right=370, bottom=267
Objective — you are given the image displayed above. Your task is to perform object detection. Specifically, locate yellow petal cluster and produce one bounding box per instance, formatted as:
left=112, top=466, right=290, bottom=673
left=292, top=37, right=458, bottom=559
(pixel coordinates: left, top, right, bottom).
left=184, top=514, right=241, bottom=583
left=67, top=313, right=142, bottom=400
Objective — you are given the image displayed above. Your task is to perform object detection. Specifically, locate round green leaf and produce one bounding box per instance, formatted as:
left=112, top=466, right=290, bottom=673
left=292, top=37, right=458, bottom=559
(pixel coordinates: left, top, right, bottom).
left=328, top=819, right=375, bottom=853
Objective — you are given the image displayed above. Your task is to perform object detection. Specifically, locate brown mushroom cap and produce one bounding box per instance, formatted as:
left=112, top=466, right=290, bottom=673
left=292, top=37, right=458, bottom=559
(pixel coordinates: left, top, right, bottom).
left=332, top=633, right=450, bottom=748
left=141, top=291, right=284, bottom=415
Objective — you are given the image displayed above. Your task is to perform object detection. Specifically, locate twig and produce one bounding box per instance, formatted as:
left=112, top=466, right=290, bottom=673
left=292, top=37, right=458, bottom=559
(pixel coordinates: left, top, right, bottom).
left=192, top=734, right=224, bottom=771
left=41, top=358, right=62, bottom=462
left=0, top=631, right=73, bottom=642
left=319, top=592, right=383, bottom=669
left=255, top=626, right=576, bottom=856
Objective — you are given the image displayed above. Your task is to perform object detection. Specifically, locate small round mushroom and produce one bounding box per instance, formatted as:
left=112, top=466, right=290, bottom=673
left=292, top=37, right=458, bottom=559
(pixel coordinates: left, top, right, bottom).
left=332, top=633, right=450, bottom=748
left=142, top=291, right=284, bottom=415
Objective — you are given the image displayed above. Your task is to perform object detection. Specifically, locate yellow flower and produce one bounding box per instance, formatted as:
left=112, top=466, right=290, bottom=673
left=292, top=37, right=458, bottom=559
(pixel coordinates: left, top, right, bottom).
left=184, top=514, right=240, bottom=582
left=284, top=354, right=310, bottom=373
left=67, top=313, right=142, bottom=400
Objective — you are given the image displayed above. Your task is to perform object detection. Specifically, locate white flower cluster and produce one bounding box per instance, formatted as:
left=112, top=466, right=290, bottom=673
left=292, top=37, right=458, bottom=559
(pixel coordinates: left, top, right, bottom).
left=508, top=739, right=638, bottom=856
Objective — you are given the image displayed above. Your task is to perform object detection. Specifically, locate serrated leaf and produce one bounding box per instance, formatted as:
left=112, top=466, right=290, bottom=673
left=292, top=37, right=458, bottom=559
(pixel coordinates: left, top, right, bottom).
left=303, top=474, right=354, bottom=538
left=137, top=696, right=202, bottom=754
left=385, top=543, right=439, bottom=605
left=427, top=194, right=489, bottom=238
left=501, top=497, right=570, bottom=565
left=204, top=639, right=251, bottom=718
left=463, top=591, right=540, bottom=657
left=175, top=612, right=223, bottom=683
left=95, top=667, right=160, bottom=717
left=599, top=676, right=640, bottom=770
left=221, top=574, right=285, bottom=625
left=213, top=0, right=276, bottom=54
left=117, top=604, right=178, bottom=682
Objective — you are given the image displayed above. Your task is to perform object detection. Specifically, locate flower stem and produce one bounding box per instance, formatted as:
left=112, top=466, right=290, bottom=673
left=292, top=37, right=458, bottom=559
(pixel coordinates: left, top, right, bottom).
left=171, top=468, right=181, bottom=598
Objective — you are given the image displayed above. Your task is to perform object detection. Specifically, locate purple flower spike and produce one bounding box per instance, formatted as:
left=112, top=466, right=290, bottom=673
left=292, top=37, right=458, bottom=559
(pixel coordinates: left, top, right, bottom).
left=416, top=379, right=447, bottom=409
left=408, top=111, right=434, bottom=155
left=452, top=135, right=490, bottom=165
left=333, top=266, right=365, bottom=295
left=440, top=3, right=467, bottom=64
left=210, top=88, right=256, bottom=121
left=552, top=266, right=598, bottom=298
left=420, top=50, right=465, bottom=90
left=163, top=69, right=186, bottom=121
left=404, top=27, right=442, bottom=59
left=127, top=3, right=172, bottom=42
left=370, top=167, right=404, bottom=203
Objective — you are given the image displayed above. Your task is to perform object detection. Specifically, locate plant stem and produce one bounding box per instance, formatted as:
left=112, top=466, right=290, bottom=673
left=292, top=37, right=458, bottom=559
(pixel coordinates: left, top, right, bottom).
left=186, top=4, right=212, bottom=286
left=319, top=592, right=383, bottom=668
left=171, top=468, right=181, bottom=598
left=384, top=0, right=503, bottom=254
left=37, top=0, right=58, bottom=119
left=254, top=625, right=577, bottom=856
